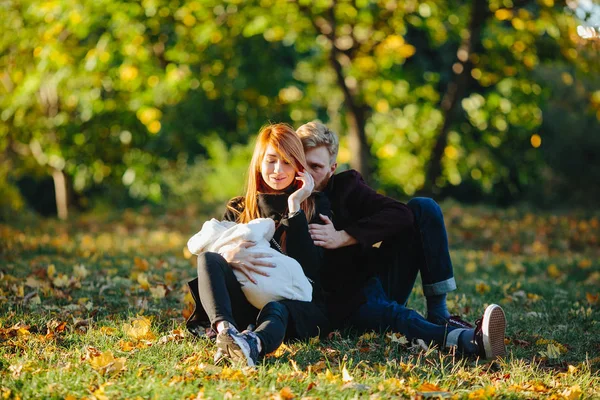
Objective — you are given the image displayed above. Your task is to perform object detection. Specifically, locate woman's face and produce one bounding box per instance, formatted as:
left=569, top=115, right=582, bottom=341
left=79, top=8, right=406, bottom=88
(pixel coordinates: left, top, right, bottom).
left=260, top=144, right=296, bottom=191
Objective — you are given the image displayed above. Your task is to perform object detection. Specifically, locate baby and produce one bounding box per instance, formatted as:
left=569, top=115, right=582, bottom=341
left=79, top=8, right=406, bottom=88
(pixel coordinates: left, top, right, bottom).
left=187, top=218, right=312, bottom=309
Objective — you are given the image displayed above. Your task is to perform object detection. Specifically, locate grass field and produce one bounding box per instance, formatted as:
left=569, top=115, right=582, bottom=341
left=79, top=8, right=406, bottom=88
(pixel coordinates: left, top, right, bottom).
left=1, top=204, right=599, bottom=399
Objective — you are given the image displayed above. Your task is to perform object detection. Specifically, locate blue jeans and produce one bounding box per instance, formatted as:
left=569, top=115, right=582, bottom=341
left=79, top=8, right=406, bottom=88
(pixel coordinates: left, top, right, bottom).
left=377, top=197, right=457, bottom=305
left=347, top=278, right=463, bottom=347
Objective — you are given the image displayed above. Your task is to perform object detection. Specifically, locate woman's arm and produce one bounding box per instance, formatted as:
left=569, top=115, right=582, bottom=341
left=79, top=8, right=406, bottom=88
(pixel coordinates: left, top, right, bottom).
left=283, top=192, right=331, bottom=284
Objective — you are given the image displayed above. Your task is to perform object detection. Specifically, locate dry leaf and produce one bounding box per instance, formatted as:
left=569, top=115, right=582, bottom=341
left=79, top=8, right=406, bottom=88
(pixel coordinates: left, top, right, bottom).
left=419, top=382, right=442, bottom=392
left=137, top=273, right=150, bottom=290
left=157, top=330, right=185, bottom=345
left=89, top=350, right=126, bottom=375
left=47, top=264, right=56, bottom=278
left=150, top=285, right=166, bottom=300
left=134, top=256, right=149, bottom=271
left=585, top=292, right=599, bottom=305
left=123, top=316, right=155, bottom=341
left=561, top=385, right=582, bottom=400
left=279, top=386, right=295, bottom=400
left=341, top=365, right=353, bottom=383
left=73, top=264, right=89, bottom=279
left=387, top=332, right=409, bottom=345
left=268, top=343, right=292, bottom=358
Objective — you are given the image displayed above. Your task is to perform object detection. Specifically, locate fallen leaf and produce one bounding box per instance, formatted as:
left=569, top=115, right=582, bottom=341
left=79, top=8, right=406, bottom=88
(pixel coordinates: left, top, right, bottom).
left=342, top=365, right=353, bottom=383
left=150, top=285, right=166, bottom=300
left=73, top=264, right=89, bottom=279
left=419, top=382, right=442, bottom=392
left=561, top=385, right=582, bottom=400
left=88, top=350, right=126, bottom=375
left=123, top=316, right=155, bottom=341
left=134, top=256, right=149, bottom=271
left=586, top=292, right=599, bottom=305
left=279, top=386, right=295, bottom=400
left=387, top=332, right=409, bottom=345
left=137, top=273, right=150, bottom=290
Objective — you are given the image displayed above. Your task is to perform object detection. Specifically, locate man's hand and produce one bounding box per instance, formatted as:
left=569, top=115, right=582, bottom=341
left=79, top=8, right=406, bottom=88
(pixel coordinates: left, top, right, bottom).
left=309, top=214, right=358, bottom=249
left=220, top=241, right=275, bottom=284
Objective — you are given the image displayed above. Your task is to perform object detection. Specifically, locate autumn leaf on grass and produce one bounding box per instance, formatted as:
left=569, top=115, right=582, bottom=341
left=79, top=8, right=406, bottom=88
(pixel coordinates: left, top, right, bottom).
left=418, top=382, right=451, bottom=398
left=539, top=343, right=562, bottom=359
left=134, top=256, right=149, bottom=271
left=547, top=264, right=561, bottom=278
left=561, top=385, right=582, bottom=400
left=137, top=273, right=150, bottom=290
left=267, top=343, right=292, bottom=358
left=279, top=387, right=295, bottom=400
left=387, top=332, right=409, bottom=345
left=586, top=292, right=599, bottom=305
left=73, top=264, right=89, bottom=279
left=476, top=282, right=491, bottom=294
left=341, top=365, right=353, bottom=383
left=150, top=285, right=166, bottom=300
left=53, top=274, right=70, bottom=288
left=157, top=329, right=185, bottom=345
left=47, top=264, right=56, bottom=278
left=89, top=350, right=126, bottom=376
left=123, top=316, right=155, bottom=341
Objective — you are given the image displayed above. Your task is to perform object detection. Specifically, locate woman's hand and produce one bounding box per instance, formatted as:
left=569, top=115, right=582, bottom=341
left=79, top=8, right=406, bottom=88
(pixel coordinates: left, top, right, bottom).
left=288, top=171, right=314, bottom=214
left=220, top=241, right=275, bottom=284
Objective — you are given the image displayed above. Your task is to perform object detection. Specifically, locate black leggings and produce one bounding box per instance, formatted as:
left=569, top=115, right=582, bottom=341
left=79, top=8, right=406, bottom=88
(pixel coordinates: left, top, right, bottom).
left=197, top=252, right=289, bottom=354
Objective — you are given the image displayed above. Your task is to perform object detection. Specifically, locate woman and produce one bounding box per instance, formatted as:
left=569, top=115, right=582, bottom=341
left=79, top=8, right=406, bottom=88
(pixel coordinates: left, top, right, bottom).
left=186, top=123, right=331, bottom=367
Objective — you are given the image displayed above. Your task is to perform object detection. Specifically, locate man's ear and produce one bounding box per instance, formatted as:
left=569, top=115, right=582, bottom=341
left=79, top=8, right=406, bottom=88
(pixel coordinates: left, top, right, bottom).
left=330, top=162, right=338, bottom=174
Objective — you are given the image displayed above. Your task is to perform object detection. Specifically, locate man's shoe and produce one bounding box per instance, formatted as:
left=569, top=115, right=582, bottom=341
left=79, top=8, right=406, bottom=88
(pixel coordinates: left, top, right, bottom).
left=216, top=328, right=260, bottom=367
left=474, top=304, right=507, bottom=360
left=213, top=347, right=229, bottom=365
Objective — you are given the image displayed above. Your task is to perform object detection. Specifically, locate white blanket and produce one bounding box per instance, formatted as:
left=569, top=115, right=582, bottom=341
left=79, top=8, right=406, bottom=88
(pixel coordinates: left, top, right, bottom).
left=187, top=218, right=313, bottom=309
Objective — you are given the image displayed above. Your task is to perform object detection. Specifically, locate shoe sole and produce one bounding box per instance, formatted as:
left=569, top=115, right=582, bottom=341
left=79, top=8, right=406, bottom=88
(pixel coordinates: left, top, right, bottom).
left=482, top=304, right=507, bottom=359
left=216, top=331, right=256, bottom=367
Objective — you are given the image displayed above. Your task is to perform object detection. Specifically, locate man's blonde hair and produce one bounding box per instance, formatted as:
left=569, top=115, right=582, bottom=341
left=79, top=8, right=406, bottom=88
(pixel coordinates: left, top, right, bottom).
left=296, top=121, right=339, bottom=164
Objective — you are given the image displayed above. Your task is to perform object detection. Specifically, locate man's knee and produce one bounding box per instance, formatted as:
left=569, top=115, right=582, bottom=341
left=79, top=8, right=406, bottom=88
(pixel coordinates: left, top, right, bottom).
left=407, top=197, right=442, bottom=220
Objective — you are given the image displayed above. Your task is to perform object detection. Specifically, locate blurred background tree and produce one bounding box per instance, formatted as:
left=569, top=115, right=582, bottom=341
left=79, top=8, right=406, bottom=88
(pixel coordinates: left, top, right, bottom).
left=1, top=0, right=598, bottom=220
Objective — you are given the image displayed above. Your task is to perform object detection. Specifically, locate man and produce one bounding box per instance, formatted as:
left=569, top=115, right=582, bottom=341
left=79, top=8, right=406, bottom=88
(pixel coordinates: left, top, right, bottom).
left=295, top=121, right=507, bottom=360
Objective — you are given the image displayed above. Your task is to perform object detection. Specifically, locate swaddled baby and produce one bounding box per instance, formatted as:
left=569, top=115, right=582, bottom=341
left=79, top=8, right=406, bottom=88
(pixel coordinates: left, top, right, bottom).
left=187, top=218, right=313, bottom=309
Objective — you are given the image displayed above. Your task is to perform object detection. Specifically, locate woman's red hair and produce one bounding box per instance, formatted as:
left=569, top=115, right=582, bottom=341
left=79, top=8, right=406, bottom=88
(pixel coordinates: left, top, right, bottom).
left=233, top=123, right=315, bottom=224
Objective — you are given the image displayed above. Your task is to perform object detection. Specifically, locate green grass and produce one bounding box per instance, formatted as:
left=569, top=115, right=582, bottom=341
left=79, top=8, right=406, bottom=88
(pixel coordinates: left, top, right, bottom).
left=1, top=204, right=599, bottom=399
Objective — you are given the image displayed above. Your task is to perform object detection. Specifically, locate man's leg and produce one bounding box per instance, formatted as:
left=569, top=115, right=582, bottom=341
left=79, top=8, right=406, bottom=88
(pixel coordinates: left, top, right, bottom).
left=377, top=197, right=457, bottom=324
left=346, top=278, right=467, bottom=349
left=406, top=197, right=457, bottom=323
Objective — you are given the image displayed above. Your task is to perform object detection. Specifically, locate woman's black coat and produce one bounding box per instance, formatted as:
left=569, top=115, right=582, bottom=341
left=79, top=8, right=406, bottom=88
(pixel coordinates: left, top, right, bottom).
left=186, top=191, right=332, bottom=340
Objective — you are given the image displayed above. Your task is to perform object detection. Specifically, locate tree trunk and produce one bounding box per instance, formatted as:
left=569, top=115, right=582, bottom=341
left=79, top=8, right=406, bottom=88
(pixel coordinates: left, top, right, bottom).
left=328, top=48, right=371, bottom=181
left=423, top=0, right=489, bottom=194
left=51, top=168, right=68, bottom=220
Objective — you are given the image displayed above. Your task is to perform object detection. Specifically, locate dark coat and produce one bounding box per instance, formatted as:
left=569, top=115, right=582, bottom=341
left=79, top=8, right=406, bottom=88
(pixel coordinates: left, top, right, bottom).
left=187, top=191, right=332, bottom=339
left=320, top=170, right=416, bottom=325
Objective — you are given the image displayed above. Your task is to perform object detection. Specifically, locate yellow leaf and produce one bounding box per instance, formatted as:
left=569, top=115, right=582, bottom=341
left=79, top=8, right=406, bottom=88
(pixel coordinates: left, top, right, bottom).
left=123, top=317, right=155, bottom=341
left=578, top=259, right=592, bottom=269
left=118, top=340, right=135, bottom=352
left=134, top=256, right=149, bottom=271
left=89, top=350, right=126, bottom=375
left=150, top=285, right=166, bottom=300
left=268, top=343, right=291, bottom=358
left=47, top=264, right=56, bottom=278
left=539, top=343, right=561, bottom=359
left=168, top=376, right=184, bottom=386
left=137, top=273, right=150, bottom=290
left=476, top=282, right=491, bottom=294
left=386, top=332, right=409, bottom=345
left=547, top=264, right=561, bottom=278
left=52, top=274, right=69, bottom=288
left=99, top=326, right=116, bottom=336
left=309, top=336, right=320, bottom=345
left=358, top=332, right=377, bottom=342
left=561, top=385, right=582, bottom=400
left=324, top=369, right=338, bottom=383
left=585, top=292, right=599, bottom=305
left=342, top=365, right=353, bottom=383
left=419, top=382, right=442, bottom=392
left=73, top=264, right=89, bottom=279
left=279, top=386, right=295, bottom=400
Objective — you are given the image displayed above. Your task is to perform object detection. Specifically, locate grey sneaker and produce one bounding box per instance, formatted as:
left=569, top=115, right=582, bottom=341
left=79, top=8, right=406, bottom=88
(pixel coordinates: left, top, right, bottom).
left=474, top=304, right=507, bottom=360
left=216, top=328, right=261, bottom=367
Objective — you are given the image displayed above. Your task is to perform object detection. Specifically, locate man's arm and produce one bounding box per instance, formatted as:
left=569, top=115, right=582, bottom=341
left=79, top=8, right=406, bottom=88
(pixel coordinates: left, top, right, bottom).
left=310, top=170, right=415, bottom=249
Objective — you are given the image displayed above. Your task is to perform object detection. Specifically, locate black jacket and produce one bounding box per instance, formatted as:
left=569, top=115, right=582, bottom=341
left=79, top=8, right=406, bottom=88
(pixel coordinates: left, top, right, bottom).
left=320, top=170, right=417, bottom=326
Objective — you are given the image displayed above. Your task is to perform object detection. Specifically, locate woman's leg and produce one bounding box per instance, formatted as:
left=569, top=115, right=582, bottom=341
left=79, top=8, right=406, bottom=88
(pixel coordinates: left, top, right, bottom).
left=253, top=301, right=290, bottom=354
left=196, top=252, right=258, bottom=331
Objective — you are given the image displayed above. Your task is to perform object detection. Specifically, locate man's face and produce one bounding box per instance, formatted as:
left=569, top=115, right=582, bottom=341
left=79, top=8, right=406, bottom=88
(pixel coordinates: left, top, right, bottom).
left=305, top=146, right=337, bottom=191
